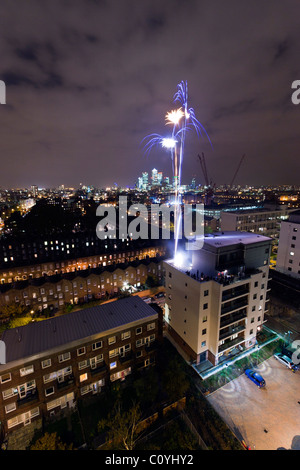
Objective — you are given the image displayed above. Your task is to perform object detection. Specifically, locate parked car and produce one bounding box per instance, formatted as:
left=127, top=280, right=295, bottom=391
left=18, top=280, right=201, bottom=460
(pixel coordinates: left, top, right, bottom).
left=155, top=292, right=165, bottom=299
left=245, top=369, right=266, bottom=388
left=141, top=296, right=152, bottom=304
left=273, top=353, right=298, bottom=372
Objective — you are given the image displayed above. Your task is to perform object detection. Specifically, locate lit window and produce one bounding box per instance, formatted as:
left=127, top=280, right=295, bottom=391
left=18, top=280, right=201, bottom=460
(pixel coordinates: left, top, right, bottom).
left=20, top=365, right=34, bottom=377
left=121, top=331, right=131, bottom=340
left=108, top=336, right=116, bottom=345
left=5, top=402, right=16, bottom=414
left=0, top=373, right=11, bottom=384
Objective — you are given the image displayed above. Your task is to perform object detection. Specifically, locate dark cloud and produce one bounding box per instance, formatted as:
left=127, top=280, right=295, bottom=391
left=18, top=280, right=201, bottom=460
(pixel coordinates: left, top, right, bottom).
left=0, top=0, right=299, bottom=188
left=274, top=39, right=290, bottom=61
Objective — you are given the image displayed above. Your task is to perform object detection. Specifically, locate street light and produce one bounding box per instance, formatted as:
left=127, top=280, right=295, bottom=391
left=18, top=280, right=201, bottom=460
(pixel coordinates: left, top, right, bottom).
left=284, top=330, right=292, bottom=346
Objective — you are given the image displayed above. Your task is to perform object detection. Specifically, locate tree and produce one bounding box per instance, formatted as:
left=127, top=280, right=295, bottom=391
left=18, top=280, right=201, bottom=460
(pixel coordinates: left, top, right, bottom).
left=133, top=368, right=159, bottom=407
left=0, top=303, right=27, bottom=321
left=161, top=358, right=189, bottom=402
left=98, top=401, right=145, bottom=450
left=145, top=274, right=159, bottom=288
left=30, top=432, right=73, bottom=450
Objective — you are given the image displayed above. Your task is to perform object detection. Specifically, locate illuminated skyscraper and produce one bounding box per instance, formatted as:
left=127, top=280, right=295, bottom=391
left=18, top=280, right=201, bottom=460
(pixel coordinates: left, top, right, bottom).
left=151, top=168, right=158, bottom=186
left=157, top=172, right=163, bottom=185
left=142, top=172, right=148, bottom=190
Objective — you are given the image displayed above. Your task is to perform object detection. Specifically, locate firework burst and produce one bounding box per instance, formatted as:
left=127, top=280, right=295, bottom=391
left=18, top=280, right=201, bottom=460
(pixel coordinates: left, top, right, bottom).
left=143, top=80, right=212, bottom=258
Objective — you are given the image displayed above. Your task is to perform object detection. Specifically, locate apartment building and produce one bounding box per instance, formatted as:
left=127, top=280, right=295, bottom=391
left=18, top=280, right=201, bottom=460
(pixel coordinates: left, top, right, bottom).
left=220, top=206, right=292, bottom=238
left=0, top=243, right=165, bottom=284
left=0, top=257, right=163, bottom=312
left=163, top=232, right=272, bottom=367
left=276, top=210, right=300, bottom=279
left=0, top=296, right=163, bottom=442
left=0, top=257, right=164, bottom=313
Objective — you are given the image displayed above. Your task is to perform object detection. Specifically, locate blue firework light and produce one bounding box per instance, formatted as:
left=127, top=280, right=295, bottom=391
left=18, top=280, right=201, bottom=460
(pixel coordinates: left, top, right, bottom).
left=143, top=80, right=212, bottom=257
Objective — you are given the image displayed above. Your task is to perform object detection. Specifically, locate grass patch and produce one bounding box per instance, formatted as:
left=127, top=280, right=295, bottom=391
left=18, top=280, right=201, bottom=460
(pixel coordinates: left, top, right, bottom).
left=199, top=337, right=283, bottom=394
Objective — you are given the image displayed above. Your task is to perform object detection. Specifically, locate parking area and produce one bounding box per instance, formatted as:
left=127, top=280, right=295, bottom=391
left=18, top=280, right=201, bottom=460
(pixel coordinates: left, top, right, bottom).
left=207, top=356, right=300, bottom=450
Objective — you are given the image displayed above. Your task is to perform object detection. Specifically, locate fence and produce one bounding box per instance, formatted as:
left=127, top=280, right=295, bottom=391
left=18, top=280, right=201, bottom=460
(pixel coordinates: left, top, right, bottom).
left=180, top=410, right=208, bottom=450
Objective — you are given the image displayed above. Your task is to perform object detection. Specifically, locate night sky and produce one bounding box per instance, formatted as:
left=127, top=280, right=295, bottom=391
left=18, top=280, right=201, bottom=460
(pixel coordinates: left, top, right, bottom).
left=0, top=0, right=299, bottom=189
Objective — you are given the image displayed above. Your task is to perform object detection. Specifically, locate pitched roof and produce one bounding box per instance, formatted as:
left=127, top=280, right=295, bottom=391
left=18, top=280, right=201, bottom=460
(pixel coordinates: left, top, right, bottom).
left=0, top=296, right=157, bottom=365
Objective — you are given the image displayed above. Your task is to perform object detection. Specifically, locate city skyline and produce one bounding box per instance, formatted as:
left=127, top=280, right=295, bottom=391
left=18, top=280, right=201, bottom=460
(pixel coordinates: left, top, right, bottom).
left=0, top=1, right=300, bottom=189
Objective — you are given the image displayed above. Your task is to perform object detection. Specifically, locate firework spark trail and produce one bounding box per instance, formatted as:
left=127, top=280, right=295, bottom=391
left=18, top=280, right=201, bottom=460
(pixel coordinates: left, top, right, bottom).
left=143, top=80, right=212, bottom=259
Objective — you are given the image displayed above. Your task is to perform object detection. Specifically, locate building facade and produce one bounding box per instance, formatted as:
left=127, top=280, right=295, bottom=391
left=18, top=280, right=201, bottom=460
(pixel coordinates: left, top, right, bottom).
left=0, top=296, right=163, bottom=441
left=276, top=210, right=300, bottom=279
left=0, top=257, right=164, bottom=313
left=220, top=206, right=292, bottom=239
left=163, top=232, right=272, bottom=366
left=0, top=243, right=165, bottom=284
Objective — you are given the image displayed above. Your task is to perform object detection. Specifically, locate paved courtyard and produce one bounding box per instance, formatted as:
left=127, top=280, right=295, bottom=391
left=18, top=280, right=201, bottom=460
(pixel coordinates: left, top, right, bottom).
left=207, top=356, right=300, bottom=450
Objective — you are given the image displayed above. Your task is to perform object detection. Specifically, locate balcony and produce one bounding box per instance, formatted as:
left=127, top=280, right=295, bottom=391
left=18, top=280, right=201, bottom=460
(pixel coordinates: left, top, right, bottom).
left=216, top=257, right=245, bottom=271
left=218, top=334, right=245, bottom=354
left=220, top=308, right=247, bottom=328
left=119, top=351, right=134, bottom=365
left=17, top=388, right=38, bottom=407
left=221, top=298, right=248, bottom=315
left=221, top=286, right=249, bottom=302
left=90, top=362, right=107, bottom=376
left=57, top=374, right=75, bottom=390
left=219, top=323, right=246, bottom=341
left=145, top=340, right=158, bottom=353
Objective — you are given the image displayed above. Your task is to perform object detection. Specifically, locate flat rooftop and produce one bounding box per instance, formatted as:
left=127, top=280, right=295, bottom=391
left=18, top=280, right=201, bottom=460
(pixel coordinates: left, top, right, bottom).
left=165, top=231, right=272, bottom=278
left=0, top=296, right=158, bottom=366
left=223, top=207, right=289, bottom=214
left=200, top=231, right=271, bottom=248
left=288, top=210, right=300, bottom=224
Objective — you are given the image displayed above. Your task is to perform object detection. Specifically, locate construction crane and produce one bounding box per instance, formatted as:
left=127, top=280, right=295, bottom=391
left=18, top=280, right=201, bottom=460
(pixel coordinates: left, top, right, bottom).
left=198, top=153, right=210, bottom=187
left=230, top=154, right=245, bottom=187
left=198, top=153, right=215, bottom=205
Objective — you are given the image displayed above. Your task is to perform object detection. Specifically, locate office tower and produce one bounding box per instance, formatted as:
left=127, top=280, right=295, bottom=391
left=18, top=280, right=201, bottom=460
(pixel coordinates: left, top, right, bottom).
left=142, top=172, right=148, bottom=190
left=157, top=172, right=163, bottom=185
left=138, top=177, right=143, bottom=190
left=151, top=168, right=158, bottom=187
left=30, top=185, right=38, bottom=198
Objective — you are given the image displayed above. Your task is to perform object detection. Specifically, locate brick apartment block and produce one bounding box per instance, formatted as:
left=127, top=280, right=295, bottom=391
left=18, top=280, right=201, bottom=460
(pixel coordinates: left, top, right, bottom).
left=0, top=296, right=163, bottom=439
